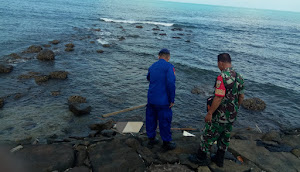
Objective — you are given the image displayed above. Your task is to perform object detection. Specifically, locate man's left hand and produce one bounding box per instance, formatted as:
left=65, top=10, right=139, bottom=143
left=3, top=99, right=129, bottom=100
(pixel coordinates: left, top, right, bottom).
left=169, top=103, right=174, bottom=108
left=205, top=112, right=212, bottom=123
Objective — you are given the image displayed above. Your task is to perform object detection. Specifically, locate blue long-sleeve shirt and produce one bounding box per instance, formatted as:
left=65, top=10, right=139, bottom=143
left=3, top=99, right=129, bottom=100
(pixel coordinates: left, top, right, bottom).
left=147, top=59, right=176, bottom=105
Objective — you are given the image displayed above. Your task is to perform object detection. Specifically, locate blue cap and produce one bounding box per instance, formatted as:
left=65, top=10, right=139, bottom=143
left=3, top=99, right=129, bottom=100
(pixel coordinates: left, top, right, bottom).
left=158, top=48, right=170, bottom=55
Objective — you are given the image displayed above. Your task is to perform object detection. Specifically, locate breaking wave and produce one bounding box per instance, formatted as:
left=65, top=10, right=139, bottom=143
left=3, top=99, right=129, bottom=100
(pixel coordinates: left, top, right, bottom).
left=100, top=18, right=174, bottom=27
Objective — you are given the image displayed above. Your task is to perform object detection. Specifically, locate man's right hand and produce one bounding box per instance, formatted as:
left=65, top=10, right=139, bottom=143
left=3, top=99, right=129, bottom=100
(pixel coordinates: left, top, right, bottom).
left=169, top=103, right=174, bottom=108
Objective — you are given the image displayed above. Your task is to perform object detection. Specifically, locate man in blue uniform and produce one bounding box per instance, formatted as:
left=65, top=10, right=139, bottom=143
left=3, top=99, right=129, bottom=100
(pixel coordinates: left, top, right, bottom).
left=146, top=48, right=176, bottom=150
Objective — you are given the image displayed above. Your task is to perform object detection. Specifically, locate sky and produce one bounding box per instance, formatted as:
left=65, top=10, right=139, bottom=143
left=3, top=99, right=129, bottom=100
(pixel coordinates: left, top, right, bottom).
left=162, top=0, right=300, bottom=12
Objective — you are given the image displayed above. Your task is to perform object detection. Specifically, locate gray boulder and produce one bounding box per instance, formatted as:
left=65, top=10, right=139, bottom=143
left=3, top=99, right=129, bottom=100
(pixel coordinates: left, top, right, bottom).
left=15, top=144, right=75, bottom=172
left=242, top=98, right=266, bottom=111
left=37, top=50, right=55, bottom=61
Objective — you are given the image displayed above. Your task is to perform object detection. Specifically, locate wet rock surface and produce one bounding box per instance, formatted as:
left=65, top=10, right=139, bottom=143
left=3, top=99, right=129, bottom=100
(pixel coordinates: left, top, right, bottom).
left=69, top=103, right=92, bottom=116
left=68, top=96, right=87, bottom=104
left=49, top=71, right=68, bottom=79
left=9, top=53, right=22, bottom=59
left=102, top=44, right=111, bottom=48
left=0, top=64, right=13, bottom=73
left=89, top=120, right=114, bottom=131
left=191, top=86, right=205, bottom=95
left=68, top=96, right=91, bottom=116
left=65, top=47, right=74, bottom=52
left=15, top=144, right=75, bottom=172
left=37, top=49, right=55, bottom=61
left=96, top=49, right=104, bottom=53
left=34, top=75, right=50, bottom=84
left=0, top=98, right=4, bottom=108
left=24, top=45, right=43, bottom=53
left=18, top=72, right=40, bottom=80
left=1, top=128, right=299, bottom=172
left=50, top=40, right=60, bottom=45
left=65, top=43, right=75, bottom=48
left=51, top=91, right=61, bottom=96
left=242, top=98, right=266, bottom=111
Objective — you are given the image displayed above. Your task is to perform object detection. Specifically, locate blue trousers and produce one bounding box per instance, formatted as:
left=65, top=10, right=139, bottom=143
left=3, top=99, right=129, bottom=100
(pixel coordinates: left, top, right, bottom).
left=146, top=104, right=172, bottom=142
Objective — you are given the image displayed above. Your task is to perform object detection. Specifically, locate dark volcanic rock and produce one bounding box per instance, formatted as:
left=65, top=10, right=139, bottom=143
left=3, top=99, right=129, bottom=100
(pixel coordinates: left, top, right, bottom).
left=119, top=36, right=125, bottom=41
left=49, top=71, right=68, bottom=79
left=191, top=86, right=205, bottom=95
left=157, top=152, right=179, bottom=164
left=18, top=72, right=40, bottom=80
left=0, top=98, right=4, bottom=108
left=93, top=28, right=101, bottom=32
left=65, top=43, right=75, bottom=48
left=51, top=91, right=61, bottom=96
left=136, top=25, right=143, bottom=28
left=0, top=64, right=13, bottom=73
left=68, top=96, right=87, bottom=104
left=50, top=40, right=60, bottom=45
left=75, top=145, right=88, bottom=166
left=65, top=47, right=74, bottom=52
left=9, top=53, right=22, bottom=59
left=69, top=103, right=92, bottom=116
left=34, top=75, right=50, bottom=84
left=37, top=50, right=55, bottom=61
left=43, top=44, right=51, bottom=48
left=171, top=27, right=183, bottom=31
left=101, top=130, right=116, bottom=137
left=16, top=144, right=75, bottom=172
left=88, top=138, right=146, bottom=172
left=152, top=28, right=160, bottom=31
left=14, top=93, right=23, bottom=100
left=96, top=50, right=104, bottom=53
left=25, top=45, right=43, bottom=53
left=89, top=120, right=114, bottom=131
left=242, top=98, right=266, bottom=111
left=102, top=44, right=111, bottom=48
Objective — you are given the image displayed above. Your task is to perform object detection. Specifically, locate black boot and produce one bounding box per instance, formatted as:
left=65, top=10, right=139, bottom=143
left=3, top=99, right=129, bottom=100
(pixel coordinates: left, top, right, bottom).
left=162, top=141, right=176, bottom=150
left=211, top=149, right=225, bottom=167
left=147, top=138, right=159, bottom=148
left=188, top=149, right=210, bottom=166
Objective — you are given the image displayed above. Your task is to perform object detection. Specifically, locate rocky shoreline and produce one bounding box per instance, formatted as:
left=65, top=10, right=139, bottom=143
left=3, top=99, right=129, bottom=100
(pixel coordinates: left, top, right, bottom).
left=0, top=121, right=299, bottom=172
left=0, top=25, right=299, bottom=172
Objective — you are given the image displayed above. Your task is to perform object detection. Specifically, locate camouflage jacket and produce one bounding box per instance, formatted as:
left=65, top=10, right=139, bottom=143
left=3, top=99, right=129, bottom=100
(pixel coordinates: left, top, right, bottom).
left=213, top=67, right=245, bottom=123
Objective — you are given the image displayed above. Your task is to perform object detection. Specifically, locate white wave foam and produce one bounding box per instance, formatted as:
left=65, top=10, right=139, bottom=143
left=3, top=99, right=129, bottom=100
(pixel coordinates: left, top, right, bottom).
left=100, top=18, right=173, bottom=27
left=97, top=38, right=109, bottom=45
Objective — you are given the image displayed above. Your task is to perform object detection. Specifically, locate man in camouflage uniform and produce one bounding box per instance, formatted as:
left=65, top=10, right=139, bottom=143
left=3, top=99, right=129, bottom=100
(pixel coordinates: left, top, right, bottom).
left=189, top=53, right=245, bottom=167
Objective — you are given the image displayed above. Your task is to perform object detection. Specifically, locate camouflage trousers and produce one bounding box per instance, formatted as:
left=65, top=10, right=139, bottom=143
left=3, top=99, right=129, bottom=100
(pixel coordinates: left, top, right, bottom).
left=199, top=122, right=233, bottom=153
